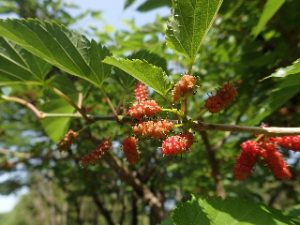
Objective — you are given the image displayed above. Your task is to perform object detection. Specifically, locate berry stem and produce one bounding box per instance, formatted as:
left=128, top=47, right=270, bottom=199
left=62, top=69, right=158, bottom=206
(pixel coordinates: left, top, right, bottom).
left=160, top=108, right=184, bottom=118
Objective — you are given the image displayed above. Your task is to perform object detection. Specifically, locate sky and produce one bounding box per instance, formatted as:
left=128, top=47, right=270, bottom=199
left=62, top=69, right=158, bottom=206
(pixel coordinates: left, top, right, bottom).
left=69, top=0, right=170, bottom=30
left=0, top=0, right=169, bottom=213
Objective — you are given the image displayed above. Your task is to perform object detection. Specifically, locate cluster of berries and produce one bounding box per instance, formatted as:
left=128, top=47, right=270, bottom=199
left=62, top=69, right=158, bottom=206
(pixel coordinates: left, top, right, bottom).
left=205, top=83, right=237, bottom=113
left=80, top=139, right=111, bottom=166
left=127, top=82, right=161, bottom=120
left=162, top=132, right=194, bottom=155
left=122, top=137, right=139, bottom=165
left=233, top=135, right=300, bottom=180
left=58, top=130, right=78, bottom=151
left=123, top=78, right=196, bottom=164
left=133, top=120, right=174, bottom=139
left=134, top=82, right=148, bottom=102
left=172, top=75, right=197, bottom=102
left=127, top=100, right=161, bottom=119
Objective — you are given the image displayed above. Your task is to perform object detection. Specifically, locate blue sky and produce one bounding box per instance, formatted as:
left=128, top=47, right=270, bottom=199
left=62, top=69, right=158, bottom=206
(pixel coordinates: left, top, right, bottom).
left=69, top=0, right=170, bottom=30
left=0, top=0, right=169, bottom=213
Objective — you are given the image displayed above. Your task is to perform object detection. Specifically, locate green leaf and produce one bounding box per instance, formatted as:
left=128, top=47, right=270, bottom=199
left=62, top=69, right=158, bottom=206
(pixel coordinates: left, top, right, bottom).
left=172, top=196, right=295, bottom=225
left=130, top=50, right=168, bottom=72
left=246, top=73, right=299, bottom=125
left=166, top=0, right=223, bottom=63
left=137, top=0, right=172, bottom=12
left=0, top=19, right=111, bottom=88
left=40, top=75, right=77, bottom=142
left=41, top=100, right=74, bottom=143
left=157, top=218, right=173, bottom=225
left=263, top=58, right=300, bottom=79
left=284, top=205, right=300, bottom=224
left=243, top=59, right=300, bottom=125
left=103, top=57, right=171, bottom=96
left=0, top=37, right=51, bottom=86
left=124, top=0, right=136, bottom=9
left=251, top=0, right=285, bottom=38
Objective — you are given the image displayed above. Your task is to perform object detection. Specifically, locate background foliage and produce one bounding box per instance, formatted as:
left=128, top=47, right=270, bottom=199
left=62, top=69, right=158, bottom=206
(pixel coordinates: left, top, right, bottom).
left=0, top=0, right=299, bottom=224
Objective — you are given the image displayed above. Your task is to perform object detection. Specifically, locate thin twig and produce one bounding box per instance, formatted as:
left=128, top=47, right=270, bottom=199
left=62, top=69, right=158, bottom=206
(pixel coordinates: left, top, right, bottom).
left=1, top=95, right=43, bottom=119
left=51, top=87, right=91, bottom=122
left=100, top=87, right=119, bottom=121
left=200, top=131, right=225, bottom=198
left=192, top=121, right=300, bottom=135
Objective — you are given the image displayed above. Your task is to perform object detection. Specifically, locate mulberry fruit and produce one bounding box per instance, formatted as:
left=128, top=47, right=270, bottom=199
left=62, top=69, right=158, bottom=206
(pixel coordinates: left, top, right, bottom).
left=122, top=137, right=139, bottom=165
left=205, top=82, right=237, bottom=113
left=162, top=132, right=194, bottom=155
left=133, top=120, right=174, bottom=139
left=134, top=82, right=148, bottom=102
left=128, top=100, right=160, bottom=119
left=270, top=135, right=300, bottom=152
left=260, top=142, right=291, bottom=179
left=58, top=130, right=78, bottom=151
left=172, top=75, right=197, bottom=102
left=233, top=141, right=259, bottom=180
left=80, top=139, right=111, bottom=166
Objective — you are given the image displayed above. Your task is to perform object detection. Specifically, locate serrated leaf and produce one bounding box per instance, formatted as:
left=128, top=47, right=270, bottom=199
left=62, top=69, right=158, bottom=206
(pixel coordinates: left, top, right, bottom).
left=0, top=19, right=111, bottom=88
left=172, top=196, right=295, bottom=225
left=166, top=0, right=223, bottom=63
left=129, top=50, right=168, bottom=72
left=251, top=0, right=285, bottom=38
left=0, top=37, right=51, bottom=86
left=103, top=57, right=171, bottom=96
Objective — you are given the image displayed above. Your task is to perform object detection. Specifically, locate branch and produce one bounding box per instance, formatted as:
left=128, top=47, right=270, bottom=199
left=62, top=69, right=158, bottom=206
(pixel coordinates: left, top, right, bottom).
left=51, top=87, right=91, bottom=122
left=100, top=88, right=119, bottom=121
left=200, top=131, right=225, bottom=198
left=2, top=95, right=300, bottom=136
left=1, top=95, right=43, bottom=119
left=103, top=153, right=163, bottom=210
left=192, top=121, right=300, bottom=135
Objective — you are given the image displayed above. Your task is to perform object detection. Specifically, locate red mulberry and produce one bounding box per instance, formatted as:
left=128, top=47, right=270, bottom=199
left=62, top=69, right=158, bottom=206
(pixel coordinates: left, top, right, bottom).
left=134, top=82, right=148, bottom=102
left=133, top=120, right=174, bottom=139
left=162, top=132, right=194, bottom=155
left=128, top=100, right=160, bottom=119
left=217, top=83, right=237, bottom=105
left=58, top=130, right=78, bottom=151
left=122, top=137, right=139, bottom=165
left=260, top=142, right=291, bottom=179
left=205, top=82, right=237, bottom=113
left=270, top=135, right=300, bottom=151
left=233, top=141, right=260, bottom=180
left=80, top=139, right=111, bottom=166
left=205, top=95, right=224, bottom=113
left=172, top=75, right=197, bottom=102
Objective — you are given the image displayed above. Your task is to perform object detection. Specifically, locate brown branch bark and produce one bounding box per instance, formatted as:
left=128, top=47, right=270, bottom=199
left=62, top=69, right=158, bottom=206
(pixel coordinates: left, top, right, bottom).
left=103, top=152, right=165, bottom=220
left=200, top=131, right=225, bottom=198
left=1, top=95, right=43, bottom=119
